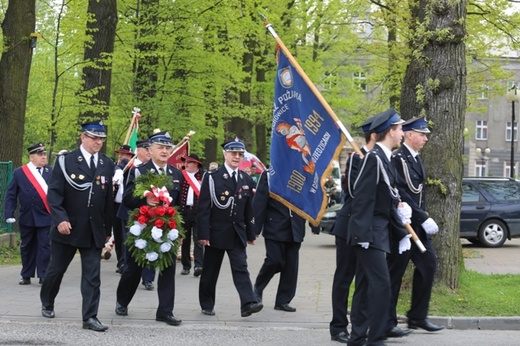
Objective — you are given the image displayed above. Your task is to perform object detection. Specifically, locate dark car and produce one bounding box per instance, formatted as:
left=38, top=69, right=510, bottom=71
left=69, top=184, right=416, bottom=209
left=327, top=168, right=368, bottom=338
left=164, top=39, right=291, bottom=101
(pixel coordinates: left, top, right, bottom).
left=460, top=177, right=520, bottom=247
left=319, top=177, right=520, bottom=248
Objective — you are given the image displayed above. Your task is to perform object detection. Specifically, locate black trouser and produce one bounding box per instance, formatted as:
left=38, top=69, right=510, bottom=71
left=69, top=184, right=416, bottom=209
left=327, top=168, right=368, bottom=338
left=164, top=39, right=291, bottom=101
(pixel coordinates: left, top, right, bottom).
left=181, top=207, right=204, bottom=270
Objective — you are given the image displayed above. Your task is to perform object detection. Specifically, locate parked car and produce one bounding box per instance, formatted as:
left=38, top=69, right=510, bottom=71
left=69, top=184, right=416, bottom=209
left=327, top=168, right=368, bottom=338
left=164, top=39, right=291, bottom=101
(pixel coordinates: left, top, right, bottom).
left=319, top=177, right=520, bottom=248
left=460, top=177, right=520, bottom=247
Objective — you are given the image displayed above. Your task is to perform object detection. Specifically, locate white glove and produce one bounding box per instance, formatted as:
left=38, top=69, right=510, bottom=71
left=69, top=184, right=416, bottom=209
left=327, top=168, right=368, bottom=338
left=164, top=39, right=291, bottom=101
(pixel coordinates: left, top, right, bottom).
left=6, top=218, right=15, bottom=224
left=397, top=202, right=412, bottom=225
left=358, top=242, right=369, bottom=249
left=112, top=169, right=124, bottom=185
left=398, top=234, right=412, bottom=254
left=422, top=218, right=439, bottom=235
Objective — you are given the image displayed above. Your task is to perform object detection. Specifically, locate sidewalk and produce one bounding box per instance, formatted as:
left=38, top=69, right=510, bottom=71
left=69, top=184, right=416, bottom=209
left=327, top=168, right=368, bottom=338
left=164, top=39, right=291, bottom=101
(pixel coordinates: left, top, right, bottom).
left=0, top=232, right=519, bottom=330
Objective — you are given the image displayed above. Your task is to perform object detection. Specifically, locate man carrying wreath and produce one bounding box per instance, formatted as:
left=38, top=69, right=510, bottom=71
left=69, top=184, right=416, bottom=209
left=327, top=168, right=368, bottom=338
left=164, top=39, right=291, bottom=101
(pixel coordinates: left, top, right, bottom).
left=115, top=131, right=184, bottom=326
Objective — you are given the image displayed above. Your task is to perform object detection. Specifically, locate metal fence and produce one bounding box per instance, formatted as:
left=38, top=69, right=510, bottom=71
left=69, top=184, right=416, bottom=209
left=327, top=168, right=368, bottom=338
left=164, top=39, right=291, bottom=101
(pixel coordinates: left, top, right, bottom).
left=0, top=162, right=13, bottom=233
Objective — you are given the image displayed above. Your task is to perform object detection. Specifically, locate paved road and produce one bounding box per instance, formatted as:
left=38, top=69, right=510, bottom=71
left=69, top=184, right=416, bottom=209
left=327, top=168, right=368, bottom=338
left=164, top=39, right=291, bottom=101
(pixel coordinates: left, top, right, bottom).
left=0, top=232, right=519, bottom=345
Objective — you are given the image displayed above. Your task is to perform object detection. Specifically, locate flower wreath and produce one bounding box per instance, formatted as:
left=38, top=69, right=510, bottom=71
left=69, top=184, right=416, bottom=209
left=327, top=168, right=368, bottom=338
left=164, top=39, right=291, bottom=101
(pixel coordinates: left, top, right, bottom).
left=125, top=171, right=184, bottom=271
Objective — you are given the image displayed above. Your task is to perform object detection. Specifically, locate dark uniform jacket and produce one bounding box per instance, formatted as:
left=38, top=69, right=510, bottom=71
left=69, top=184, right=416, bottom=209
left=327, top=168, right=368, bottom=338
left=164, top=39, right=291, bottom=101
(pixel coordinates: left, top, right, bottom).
left=252, top=171, right=305, bottom=243
left=122, top=160, right=183, bottom=211
left=197, top=166, right=255, bottom=249
left=392, top=144, right=429, bottom=235
left=5, top=164, right=53, bottom=227
left=347, top=144, right=408, bottom=252
left=47, top=148, right=114, bottom=248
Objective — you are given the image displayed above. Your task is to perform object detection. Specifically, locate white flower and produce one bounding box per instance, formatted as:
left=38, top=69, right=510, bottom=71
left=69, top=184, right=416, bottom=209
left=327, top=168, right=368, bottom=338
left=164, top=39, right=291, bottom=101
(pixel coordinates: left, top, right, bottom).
left=151, top=226, right=164, bottom=242
left=146, top=252, right=159, bottom=261
left=168, top=229, right=179, bottom=241
left=135, top=239, right=147, bottom=249
left=129, top=223, right=144, bottom=236
left=160, top=242, right=172, bottom=253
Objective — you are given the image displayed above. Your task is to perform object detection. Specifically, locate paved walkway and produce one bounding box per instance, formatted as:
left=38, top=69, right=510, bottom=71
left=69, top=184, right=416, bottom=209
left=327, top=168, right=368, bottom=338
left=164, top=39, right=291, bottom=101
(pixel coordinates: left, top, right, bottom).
left=0, top=232, right=519, bottom=330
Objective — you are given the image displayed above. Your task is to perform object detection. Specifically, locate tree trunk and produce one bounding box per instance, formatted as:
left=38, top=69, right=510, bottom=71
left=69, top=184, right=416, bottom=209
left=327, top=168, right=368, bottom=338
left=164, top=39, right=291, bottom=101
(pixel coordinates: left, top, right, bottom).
left=400, top=0, right=467, bottom=289
left=0, top=0, right=36, bottom=165
left=78, top=0, right=117, bottom=125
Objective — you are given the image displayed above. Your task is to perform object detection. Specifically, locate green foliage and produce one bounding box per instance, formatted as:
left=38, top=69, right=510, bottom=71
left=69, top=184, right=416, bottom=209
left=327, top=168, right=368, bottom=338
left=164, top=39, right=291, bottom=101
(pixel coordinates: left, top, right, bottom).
left=132, top=171, right=174, bottom=199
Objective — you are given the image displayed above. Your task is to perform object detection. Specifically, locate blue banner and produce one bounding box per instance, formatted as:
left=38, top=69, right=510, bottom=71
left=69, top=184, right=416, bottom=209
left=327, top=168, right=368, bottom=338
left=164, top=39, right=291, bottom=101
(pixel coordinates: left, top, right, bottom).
left=268, top=48, right=346, bottom=225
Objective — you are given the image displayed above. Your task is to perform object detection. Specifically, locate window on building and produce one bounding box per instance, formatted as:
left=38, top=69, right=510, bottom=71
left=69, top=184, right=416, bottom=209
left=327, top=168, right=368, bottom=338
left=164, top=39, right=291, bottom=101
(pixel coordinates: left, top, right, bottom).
left=506, top=122, right=518, bottom=142
left=476, top=120, right=488, bottom=140
left=504, top=161, right=517, bottom=178
left=477, top=85, right=490, bottom=100
left=323, top=72, right=337, bottom=91
left=353, top=71, right=367, bottom=92
left=475, top=160, right=486, bottom=177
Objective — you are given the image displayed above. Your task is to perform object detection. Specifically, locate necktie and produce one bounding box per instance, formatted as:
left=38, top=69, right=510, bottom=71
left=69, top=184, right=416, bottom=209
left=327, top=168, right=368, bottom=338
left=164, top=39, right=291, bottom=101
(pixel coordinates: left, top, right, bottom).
left=231, top=171, right=237, bottom=190
left=90, top=155, right=96, bottom=175
left=158, top=167, right=163, bottom=175
left=37, top=167, right=42, bottom=175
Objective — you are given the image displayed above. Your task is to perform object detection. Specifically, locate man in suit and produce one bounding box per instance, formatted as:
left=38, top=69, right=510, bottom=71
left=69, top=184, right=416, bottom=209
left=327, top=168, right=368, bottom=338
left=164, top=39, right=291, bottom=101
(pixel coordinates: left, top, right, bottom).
left=179, top=153, right=204, bottom=277
left=329, top=117, right=375, bottom=343
left=387, top=117, right=445, bottom=333
left=346, top=109, right=412, bottom=346
left=5, top=142, right=52, bottom=285
left=253, top=170, right=307, bottom=313
left=40, top=120, right=114, bottom=332
left=115, top=131, right=184, bottom=326
left=197, top=140, right=262, bottom=317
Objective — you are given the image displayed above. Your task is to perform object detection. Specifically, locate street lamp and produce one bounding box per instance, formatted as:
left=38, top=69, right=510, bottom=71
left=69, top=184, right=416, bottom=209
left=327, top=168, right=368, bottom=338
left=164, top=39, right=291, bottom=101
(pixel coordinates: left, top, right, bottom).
left=506, top=84, right=520, bottom=178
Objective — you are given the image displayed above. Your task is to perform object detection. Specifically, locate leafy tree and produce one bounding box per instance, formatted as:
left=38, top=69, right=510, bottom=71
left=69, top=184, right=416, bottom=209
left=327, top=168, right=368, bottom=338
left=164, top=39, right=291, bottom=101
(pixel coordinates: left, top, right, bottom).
left=0, top=0, right=35, bottom=166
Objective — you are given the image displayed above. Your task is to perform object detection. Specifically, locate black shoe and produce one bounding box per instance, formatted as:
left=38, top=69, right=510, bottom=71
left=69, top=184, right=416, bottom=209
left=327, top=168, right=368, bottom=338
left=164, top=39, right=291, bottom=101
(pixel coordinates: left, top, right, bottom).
left=180, top=268, right=190, bottom=275
left=19, top=277, right=31, bottom=285
left=331, top=331, right=350, bottom=343
left=193, top=267, right=203, bottom=277
left=115, top=302, right=128, bottom=316
left=39, top=278, right=43, bottom=284
left=408, top=318, right=445, bottom=332
left=156, top=315, right=182, bottom=326
left=274, top=303, right=296, bottom=312
left=82, top=317, right=108, bottom=332
left=241, top=302, right=263, bottom=317
left=142, top=281, right=154, bottom=290
left=387, top=326, right=412, bottom=338
left=201, top=308, right=215, bottom=316
left=41, top=306, right=55, bottom=318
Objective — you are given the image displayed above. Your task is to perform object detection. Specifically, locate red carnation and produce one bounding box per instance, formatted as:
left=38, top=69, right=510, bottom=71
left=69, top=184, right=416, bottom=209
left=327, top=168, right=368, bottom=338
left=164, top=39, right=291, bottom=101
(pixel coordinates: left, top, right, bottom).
left=168, top=220, right=177, bottom=229
left=154, top=219, right=165, bottom=228
left=139, top=205, right=149, bottom=215
left=147, top=207, right=157, bottom=218
left=166, top=207, right=176, bottom=217
left=137, top=215, right=148, bottom=224
left=156, top=206, right=166, bottom=216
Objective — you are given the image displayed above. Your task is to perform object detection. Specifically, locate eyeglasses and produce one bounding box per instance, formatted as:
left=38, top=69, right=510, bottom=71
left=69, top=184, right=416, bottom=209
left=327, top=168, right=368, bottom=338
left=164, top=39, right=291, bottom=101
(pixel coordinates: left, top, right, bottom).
left=228, top=152, right=244, bottom=157
left=84, top=133, right=106, bottom=142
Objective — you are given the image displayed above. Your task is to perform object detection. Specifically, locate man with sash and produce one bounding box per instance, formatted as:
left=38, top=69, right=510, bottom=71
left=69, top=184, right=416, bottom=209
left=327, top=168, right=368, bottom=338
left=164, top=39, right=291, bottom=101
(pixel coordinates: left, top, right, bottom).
left=179, top=153, right=204, bottom=277
left=5, top=142, right=52, bottom=285
left=40, top=120, right=114, bottom=332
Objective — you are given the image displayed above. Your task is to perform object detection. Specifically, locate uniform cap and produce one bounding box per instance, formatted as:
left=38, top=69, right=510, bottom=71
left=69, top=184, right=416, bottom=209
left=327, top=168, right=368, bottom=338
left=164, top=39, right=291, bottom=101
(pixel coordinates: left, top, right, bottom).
left=27, top=142, right=46, bottom=154
left=136, top=139, right=150, bottom=148
left=359, top=115, right=376, bottom=133
left=81, top=120, right=107, bottom=138
left=369, top=108, right=405, bottom=134
left=402, top=117, right=431, bottom=133
left=221, top=140, right=246, bottom=152
left=149, top=131, right=173, bottom=147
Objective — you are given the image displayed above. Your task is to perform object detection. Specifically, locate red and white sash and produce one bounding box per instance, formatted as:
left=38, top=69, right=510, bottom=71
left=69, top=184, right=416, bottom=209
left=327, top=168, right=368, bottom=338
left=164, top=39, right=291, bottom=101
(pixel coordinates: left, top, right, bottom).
left=21, top=164, right=50, bottom=214
left=182, top=169, right=201, bottom=197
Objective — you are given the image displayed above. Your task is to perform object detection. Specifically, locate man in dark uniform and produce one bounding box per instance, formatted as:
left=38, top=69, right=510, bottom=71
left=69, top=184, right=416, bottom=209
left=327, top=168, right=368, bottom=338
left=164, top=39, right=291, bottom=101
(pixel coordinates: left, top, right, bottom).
left=387, top=117, right=445, bottom=333
left=40, top=120, right=114, bottom=332
left=179, top=153, right=204, bottom=277
left=197, top=140, right=262, bottom=317
left=5, top=142, right=52, bottom=285
left=253, top=170, right=308, bottom=313
left=346, top=109, right=412, bottom=346
left=112, top=144, right=135, bottom=272
left=329, top=117, right=375, bottom=343
left=115, top=131, right=184, bottom=326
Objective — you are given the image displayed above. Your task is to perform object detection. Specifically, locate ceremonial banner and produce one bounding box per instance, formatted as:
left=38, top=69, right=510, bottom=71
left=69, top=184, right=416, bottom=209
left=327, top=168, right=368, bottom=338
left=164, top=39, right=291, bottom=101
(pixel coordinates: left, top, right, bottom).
left=167, top=140, right=190, bottom=170
left=268, top=48, right=346, bottom=225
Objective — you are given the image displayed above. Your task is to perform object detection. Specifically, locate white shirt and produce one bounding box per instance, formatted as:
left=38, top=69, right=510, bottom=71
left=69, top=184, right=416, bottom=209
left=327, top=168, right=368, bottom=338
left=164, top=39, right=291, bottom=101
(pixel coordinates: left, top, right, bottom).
left=80, top=145, right=98, bottom=169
